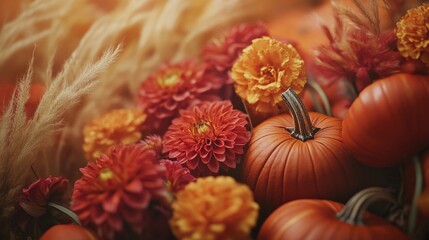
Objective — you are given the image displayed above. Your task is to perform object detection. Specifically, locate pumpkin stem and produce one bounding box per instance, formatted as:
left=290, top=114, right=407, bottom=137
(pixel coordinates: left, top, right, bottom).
left=336, top=187, right=396, bottom=225
left=281, top=88, right=319, bottom=141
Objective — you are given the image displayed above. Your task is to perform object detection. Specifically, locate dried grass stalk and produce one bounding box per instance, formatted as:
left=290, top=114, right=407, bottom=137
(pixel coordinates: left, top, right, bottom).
left=0, top=46, right=120, bottom=234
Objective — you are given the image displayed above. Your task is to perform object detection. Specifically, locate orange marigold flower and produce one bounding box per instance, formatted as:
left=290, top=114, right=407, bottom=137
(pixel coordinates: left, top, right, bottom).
left=72, top=144, right=170, bottom=240
left=170, top=176, right=259, bottom=240
left=138, top=60, right=221, bottom=135
left=163, top=100, right=250, bottom=177
left=231, top=36, right=306, bottom=113
left=83, top=109, right=146, bottom=161
left=396, top=3, right=429, bottom=67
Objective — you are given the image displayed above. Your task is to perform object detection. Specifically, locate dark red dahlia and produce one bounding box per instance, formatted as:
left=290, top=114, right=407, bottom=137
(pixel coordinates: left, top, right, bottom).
left=138, top=60, right=221, bottom=135
left=140, top=134, right=165, bottom=160
left=160, top=160, right=195, bottom=194
left=163, top=100, right=251, bottom=177
left=11, top=176, right=70, bottom=239
left=201, top=22, right=269, bottom=100
left=71, top=144, right=171, bottom=239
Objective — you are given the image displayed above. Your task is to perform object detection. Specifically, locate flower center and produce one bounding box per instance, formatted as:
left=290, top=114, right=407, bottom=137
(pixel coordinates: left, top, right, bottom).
left=259, top=66, right=276, bottom=84
left=194, top=121, right=211, bottom=135
left=99, top=168, right=116, bottom=181
left=158, top=71, right=181, bottom=88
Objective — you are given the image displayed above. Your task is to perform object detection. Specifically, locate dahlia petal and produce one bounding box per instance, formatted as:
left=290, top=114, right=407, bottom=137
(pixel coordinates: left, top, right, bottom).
left=199, top=148, right=210, bottom=158
left=186, top=150, right=198, bottom=159
left=223, top=140, right=234, bottom=148
left=214, top=153, right=226, bottom=162
left=223, top=158, right=237, bottom=168
left=207, top=160, right=220, bottom=173
left=187, top=158, right=200, bottom=170
left=225, top=150, right=236, bottom=162
left=203, top=144, right=212, bottom=152
left=103, top=192, right=121, bottom=213
left=213, top=146, right=225, bottom=155
left=124, top=179, right=144, bottom=193
left=214, top=139, right=225, bottom=147
left=172, top=91, right=191, bottom=102
left=92, top=205, right=109, bottom=225
left=123, top=192, right=150, bottom=209
left=163, top=99, right=178, bottom=111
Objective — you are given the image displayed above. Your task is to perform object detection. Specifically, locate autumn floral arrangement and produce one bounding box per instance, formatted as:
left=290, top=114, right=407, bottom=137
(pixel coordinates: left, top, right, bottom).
left=1, top=0, right=429, bottom=239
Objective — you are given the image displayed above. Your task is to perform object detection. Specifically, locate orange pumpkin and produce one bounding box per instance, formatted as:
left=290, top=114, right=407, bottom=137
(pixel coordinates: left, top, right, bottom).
left=241, top=88, right=396, bottom=218
left=40, top=224, right=98, bottom=240
left=342, top=74, right=429, bottom=167
left=258, top=188, right=409, bottom=240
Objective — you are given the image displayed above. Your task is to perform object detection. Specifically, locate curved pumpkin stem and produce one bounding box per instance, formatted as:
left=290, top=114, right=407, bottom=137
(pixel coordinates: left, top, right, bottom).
left=281, top=88, right=319, bottom=141
left=336, top=187, right=396, bottom=225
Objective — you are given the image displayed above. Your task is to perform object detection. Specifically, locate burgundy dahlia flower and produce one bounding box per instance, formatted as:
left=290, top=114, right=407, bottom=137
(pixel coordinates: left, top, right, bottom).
left=138, top=60, right=221, bottom=135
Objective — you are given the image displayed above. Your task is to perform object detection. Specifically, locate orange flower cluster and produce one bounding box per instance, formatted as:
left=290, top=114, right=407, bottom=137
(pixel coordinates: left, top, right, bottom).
left=82, top=109, right=146, bottom=161
left=396, top=3, right=429, bottom=67
left=231, top=36, right=306, bottom=113
left=170, top=176, right=258, bottom=240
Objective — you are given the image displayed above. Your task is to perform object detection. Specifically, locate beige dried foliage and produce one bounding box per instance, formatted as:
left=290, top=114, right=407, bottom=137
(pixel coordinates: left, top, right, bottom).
left=0, top=0, right=315, bottom=237
left=0, top=46, right=120, bottom=235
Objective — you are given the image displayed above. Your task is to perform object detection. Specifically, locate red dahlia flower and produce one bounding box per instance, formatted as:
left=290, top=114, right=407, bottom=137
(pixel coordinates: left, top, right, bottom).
left=71, top=144, right=170, bottom=239
left=163, top=100, right=251, bottom=176
left=160, top=160, right=195, bottom=194
left=140, top=134, right=165, bottom=160
left=201, top=22, right=269, bottom=100
left=138, top=60, right=221, bottom=135
left=11, top=177, right=69, bottom=239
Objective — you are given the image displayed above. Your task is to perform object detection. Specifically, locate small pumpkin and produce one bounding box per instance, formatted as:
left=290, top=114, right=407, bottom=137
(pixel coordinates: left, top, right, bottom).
left=241, top=88, right=395, bottom=218
left=258, top=188, right=409, bottom=240
left=342, top=74, right=429, bottom=167
left=40, top=224, right=98, bottom=240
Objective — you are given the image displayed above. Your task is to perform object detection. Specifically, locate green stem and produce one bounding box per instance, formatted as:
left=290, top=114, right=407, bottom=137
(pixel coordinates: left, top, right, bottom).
left=336, top=187, right=396, bottom=225
left=48, top=202, right=81, bottom=225
left=281, top=88, right=319, bottom=141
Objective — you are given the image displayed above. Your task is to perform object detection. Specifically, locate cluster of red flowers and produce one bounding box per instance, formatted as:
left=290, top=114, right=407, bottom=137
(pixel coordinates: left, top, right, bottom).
left=10, top=22, right=263, bottom=239
left=70, top=22, right=262, bottom=239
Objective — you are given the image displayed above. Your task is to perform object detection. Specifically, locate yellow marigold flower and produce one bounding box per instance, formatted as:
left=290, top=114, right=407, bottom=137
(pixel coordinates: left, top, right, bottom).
left=231, top=36, right=306, bottom=113
left=170, top=176, right=259, bottom=240
left=396, top=3, right=429, bottom=67
left=83, top=109, right=146, bottom=161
